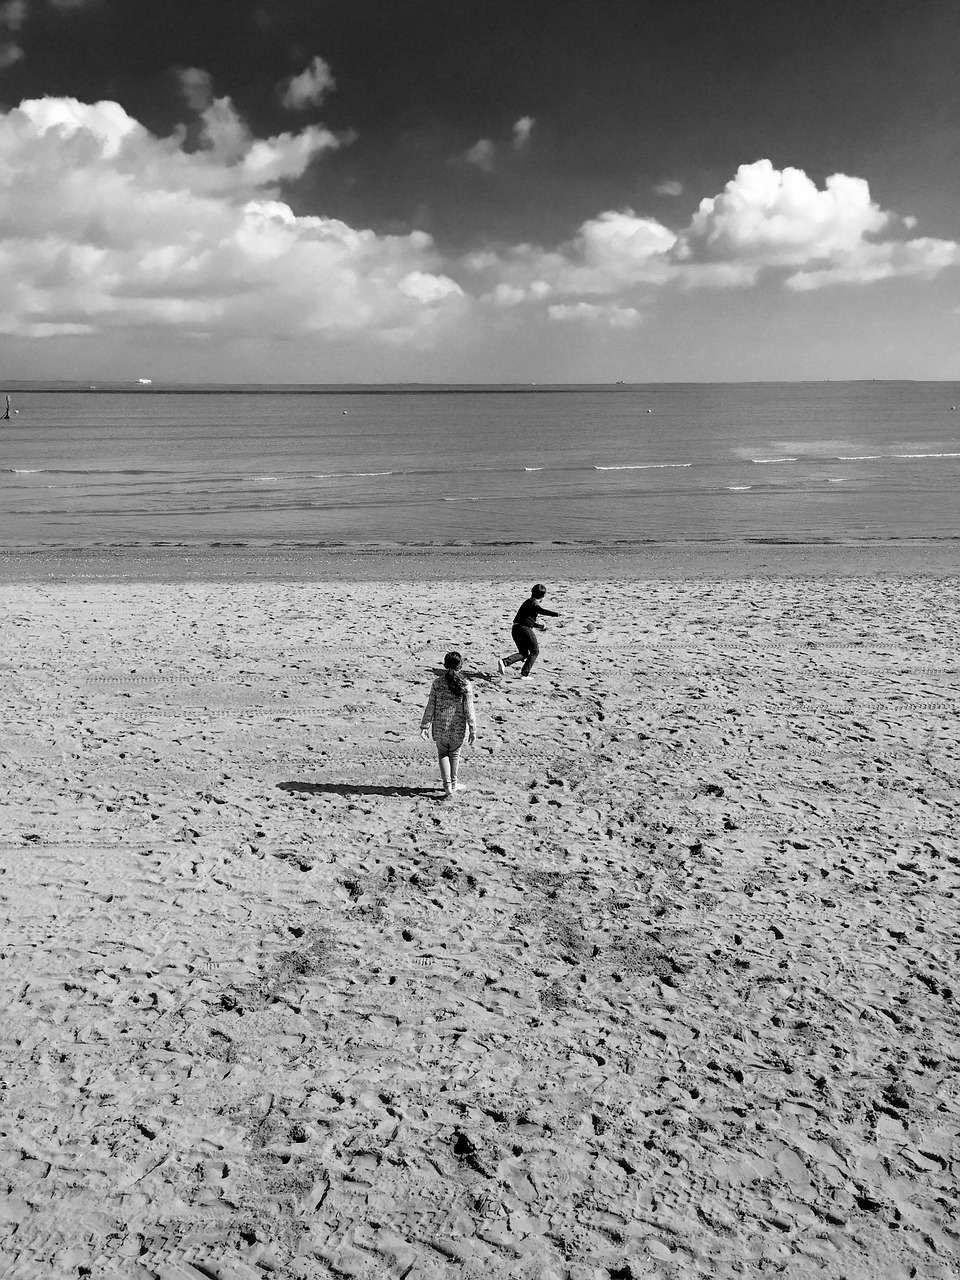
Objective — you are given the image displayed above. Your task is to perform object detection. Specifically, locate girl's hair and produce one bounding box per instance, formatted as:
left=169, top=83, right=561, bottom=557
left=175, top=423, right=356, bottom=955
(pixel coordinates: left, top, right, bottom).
left=532, top=583, right=547, bottom=598
left=443, top=650, right=468, bottom=698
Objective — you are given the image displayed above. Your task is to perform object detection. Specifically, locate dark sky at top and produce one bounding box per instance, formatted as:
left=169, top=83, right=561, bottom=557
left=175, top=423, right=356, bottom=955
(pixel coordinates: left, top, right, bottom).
left=6, top=0, right=959, bottom=250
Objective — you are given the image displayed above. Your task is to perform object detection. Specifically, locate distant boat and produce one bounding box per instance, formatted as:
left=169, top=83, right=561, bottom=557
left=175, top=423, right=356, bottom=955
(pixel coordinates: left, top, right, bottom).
left=137, top=378, right=152, bottom=385
left=2, top=394, right=9, bottom=420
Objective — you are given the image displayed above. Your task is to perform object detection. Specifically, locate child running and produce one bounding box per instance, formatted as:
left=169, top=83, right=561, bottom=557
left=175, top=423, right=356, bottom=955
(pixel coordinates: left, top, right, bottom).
left=497, top=583, right=559, bottom=679
left=420, top=651, right=477, bottom=799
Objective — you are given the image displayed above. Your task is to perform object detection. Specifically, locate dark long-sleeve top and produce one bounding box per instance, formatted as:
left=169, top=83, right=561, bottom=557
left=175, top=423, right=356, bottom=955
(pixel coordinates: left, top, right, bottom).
left=513, top=598, right=559, bottom=628
left=420, top=676, right=476, bottom=739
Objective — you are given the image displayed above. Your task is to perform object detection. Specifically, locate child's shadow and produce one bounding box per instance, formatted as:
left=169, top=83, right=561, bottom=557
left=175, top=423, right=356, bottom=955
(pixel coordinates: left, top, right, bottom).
left=278, top=781, right=437, bottom=799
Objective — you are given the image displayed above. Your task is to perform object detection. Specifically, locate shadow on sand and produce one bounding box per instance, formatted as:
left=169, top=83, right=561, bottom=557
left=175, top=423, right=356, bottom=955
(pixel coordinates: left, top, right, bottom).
left=279, top=780, right=438, bottom=799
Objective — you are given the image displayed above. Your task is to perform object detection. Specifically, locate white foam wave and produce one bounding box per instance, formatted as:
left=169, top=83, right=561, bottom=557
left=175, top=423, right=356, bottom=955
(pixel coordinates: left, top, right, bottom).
left=524, top=467, right=543, bottom=472
left=837, top=452, right=960, bottom=461
left=11, top=468, right=41, bottom=474
left=314, top=470, right=393, bottom=478
left=594, top=463, right=692, bottom=471
left=752, top=457, right=797, bottom=463
left=727, top=485, right=752, bottom=491
left=442, top=496, right=484, bottom=502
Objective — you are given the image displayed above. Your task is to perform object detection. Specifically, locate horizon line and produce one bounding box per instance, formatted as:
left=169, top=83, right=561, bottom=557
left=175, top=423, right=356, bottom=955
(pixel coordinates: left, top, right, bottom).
left=3, top=377, right=959, bottom=393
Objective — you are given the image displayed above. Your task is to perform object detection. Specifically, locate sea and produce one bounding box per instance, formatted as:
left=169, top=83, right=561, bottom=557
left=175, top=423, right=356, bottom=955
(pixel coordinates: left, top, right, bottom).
left=2, top=382, right=959, bottom=550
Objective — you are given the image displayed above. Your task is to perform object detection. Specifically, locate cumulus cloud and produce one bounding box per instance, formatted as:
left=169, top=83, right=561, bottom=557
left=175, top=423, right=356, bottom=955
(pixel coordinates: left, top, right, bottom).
left=464, top=138, right=496, bottom=173
left=512, top=116, right=534, bottom=149
left=280, top=56, right=336, bottom=110
left=679, top=160, right=887, bottom=269
left=469, top=209, right=678, bottom=304
left=655, top=179, right=683, bottom=197
left=15, top=95, right=141, bottom=157
left=784, top=236, right=960, bottom=291
left=2, top=115, right=957, bottom=361
left=471, top=159, right=960, bottom=308
left=0, top=93, right=466, bottom=345
left=580, top=210, right=678, bottom=276
left=671, top=159, right=960, bottom=289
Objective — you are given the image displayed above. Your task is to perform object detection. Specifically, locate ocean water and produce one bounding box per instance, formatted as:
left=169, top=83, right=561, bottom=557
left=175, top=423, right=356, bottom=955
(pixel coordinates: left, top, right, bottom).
left=2, top=382, right=959, bottom=548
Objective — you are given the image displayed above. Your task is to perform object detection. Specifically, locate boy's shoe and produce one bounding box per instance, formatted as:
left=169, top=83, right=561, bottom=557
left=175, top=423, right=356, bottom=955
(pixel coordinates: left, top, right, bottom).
left=496, top=657, right=506, bottom=675
left=451, top=781, right=463, bottom=792
left=519, top=673, right=532, bottom=680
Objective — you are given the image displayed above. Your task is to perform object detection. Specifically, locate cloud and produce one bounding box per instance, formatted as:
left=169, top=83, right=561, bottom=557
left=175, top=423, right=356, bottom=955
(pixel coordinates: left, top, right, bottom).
left=1, top=111, right=956, bottom=366
left=179, top=66, right=214, bottom=112
left=462, top=117, right=534, bottom=173
left=280, top=56, right=336, bottom=110
left=471, top=160, right=960, bottom=307
left=547, top=301, right=643, bottom=329
left=580, top=210, right=678, bottom=277
left=679, top=160, right=888, bottom=268
left=655, top=179, right=683, bottom=197
left=469, top=210, right=678, bottom=303
left=0, top=0, right=91, bottom=57
left=175, top=70, right=341, bottom=180
left=670, top=159, right=960, bottom=289
left=512, top=116, right=534, bottom=149
left=0, top=93, right=465, bottom=346
left=14, top=95, right=142, bottom=157
left=0, top=2, right=23, bottom=65
left=0, top=1, right=26, bottom=31
left=784, top=236, right=960, bottom=291
left=464, top=138, right=496, bottom=173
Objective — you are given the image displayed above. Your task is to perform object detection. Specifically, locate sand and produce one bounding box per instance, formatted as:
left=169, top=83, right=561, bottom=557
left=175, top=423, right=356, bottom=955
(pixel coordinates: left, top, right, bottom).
left=1, top=554, right=958, bottom=1279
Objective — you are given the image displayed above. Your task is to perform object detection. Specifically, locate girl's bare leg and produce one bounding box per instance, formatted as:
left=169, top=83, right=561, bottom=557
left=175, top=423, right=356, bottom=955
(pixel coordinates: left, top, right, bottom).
left=448, top=748, right=461, bottom=789
left=437, top=750, right=453, bottom=791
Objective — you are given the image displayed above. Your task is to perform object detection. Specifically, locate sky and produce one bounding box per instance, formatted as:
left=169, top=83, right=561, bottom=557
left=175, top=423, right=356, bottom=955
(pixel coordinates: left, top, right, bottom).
left=1, top=0, right=959, bottom=383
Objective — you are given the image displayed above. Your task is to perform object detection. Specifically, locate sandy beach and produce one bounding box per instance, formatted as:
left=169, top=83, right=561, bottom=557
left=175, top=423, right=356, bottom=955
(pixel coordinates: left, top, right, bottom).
left=2, top=551, right=958, bottom=1279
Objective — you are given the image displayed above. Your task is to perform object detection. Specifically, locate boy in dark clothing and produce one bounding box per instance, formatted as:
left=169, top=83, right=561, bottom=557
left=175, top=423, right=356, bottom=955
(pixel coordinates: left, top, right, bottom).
left=497, top=583, right=559, bottom=678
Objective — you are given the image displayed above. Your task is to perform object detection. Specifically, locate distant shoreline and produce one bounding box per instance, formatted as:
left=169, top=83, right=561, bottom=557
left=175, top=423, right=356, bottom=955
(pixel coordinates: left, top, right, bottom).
left=2, top=379, right=956, bottom=395
left=3, top=383, right=634, bottom=395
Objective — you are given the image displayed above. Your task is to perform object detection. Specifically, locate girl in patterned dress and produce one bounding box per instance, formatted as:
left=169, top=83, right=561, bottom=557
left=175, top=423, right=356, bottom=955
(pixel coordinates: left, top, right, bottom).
left=420, top=651, right=477, bottom=798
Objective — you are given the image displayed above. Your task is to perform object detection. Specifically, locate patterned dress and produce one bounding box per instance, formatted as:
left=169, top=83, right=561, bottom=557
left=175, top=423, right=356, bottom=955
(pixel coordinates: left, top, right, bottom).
left=421, top=676, right=476, bottom=747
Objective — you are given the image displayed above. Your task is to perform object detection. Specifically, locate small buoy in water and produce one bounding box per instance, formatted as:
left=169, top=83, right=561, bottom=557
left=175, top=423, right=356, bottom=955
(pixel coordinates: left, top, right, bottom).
left=646, top=408, right=652, bottom=413
left=343, top=410, right=347, bottom=415
left=951, top=405, right=956, bottom=411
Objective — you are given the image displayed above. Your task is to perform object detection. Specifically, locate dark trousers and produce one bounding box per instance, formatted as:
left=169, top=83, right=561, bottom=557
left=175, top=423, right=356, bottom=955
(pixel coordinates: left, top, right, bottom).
left=505, top=624, right=539, bottom=675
